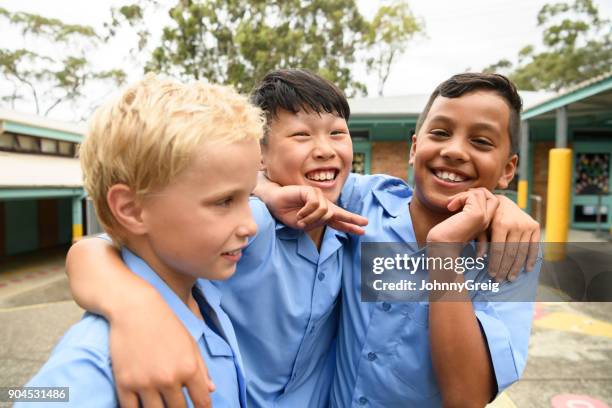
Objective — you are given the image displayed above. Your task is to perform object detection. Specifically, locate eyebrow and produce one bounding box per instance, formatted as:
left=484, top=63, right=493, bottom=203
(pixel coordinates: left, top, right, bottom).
left=427, top=115, right=500, bottom=134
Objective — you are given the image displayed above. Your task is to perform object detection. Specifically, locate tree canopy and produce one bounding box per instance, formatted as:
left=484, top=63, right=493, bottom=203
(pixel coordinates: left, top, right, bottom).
left=0, top=7, right=126, bottom=117
left=113, top=0, right=422, bottom=96
left=484, top=0, right=612, bottom=91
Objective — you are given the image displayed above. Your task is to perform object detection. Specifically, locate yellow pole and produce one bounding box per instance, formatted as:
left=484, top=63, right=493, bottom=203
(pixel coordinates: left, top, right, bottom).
left=517, top=180, right=528, bottom=209
left=544, top=148, right=572, bottom=260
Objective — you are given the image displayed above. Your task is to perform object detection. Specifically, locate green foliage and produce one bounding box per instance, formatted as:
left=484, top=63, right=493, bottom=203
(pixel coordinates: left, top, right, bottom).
left=114, top=0, right=421, bottom=96
left=365, top=0, right=423, bottom=96
left=0, top=7, right=126, bottom=116
left=483, top=0, right=612, bottom=91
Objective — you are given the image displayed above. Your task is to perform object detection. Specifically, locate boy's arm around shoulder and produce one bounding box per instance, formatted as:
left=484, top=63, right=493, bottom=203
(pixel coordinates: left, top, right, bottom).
left=65, top=237, right=213, bottom=408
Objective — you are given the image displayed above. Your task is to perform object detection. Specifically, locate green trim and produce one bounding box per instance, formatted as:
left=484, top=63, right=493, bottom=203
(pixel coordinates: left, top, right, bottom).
left=522, top=76, right=612, bottom=120
left=570, top=142, right=612, bottom=229
left=352, top=141, right=371, bottom=174
left=0, top=188, right=85, bottom=200
left=349, top=118, right=417, bottom=127
left=3, top=121, right=83, bottom=143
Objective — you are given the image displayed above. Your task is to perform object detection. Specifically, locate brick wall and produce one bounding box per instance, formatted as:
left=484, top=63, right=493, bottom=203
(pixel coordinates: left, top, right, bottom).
left=371, top=141, right=410, bottom=180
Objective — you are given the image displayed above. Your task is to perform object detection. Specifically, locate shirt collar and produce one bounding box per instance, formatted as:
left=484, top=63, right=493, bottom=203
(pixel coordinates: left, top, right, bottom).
left=372, top=180, right=413, bottom=218
left=121, top=247, right=208, bottom=341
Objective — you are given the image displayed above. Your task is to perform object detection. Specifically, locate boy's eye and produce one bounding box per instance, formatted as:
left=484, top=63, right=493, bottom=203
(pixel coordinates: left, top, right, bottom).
left=331, top=129, right=347, bottom=136
left=472, top=138, right=494, bottom=148
left=215, top=197, right=233, bottom=207
left=290, top=131, right=310, bottom=137
left=430, top=129, right=449, bottom=137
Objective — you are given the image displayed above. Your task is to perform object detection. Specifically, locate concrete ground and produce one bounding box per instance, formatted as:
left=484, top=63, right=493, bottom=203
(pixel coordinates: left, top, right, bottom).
left=0, top=236, right=611, bottom=407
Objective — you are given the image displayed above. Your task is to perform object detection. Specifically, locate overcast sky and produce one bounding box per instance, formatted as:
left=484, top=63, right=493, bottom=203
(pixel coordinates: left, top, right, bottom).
left=2, top=0, right=611, bottom=121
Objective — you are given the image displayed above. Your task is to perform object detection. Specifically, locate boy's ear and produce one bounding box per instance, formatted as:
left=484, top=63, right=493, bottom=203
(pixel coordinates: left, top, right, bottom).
left=106, top=184, right=147, bottom=235
left=496, top=154, right=519, bottom=189
left=409, top=134, right=417, bottom=166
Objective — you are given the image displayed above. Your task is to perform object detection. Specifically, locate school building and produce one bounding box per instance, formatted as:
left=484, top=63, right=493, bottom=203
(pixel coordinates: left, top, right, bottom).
left=1, top=72, right=610, bottom=258
left=348, top=72, right=612, bottom=233
left=0, top=109, right=86, bottom=259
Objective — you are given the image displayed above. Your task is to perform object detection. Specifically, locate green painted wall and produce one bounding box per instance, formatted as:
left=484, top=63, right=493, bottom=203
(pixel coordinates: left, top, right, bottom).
left=4, top=200, right=38, bottom=255
left=58, top=198, right=72, bottom=244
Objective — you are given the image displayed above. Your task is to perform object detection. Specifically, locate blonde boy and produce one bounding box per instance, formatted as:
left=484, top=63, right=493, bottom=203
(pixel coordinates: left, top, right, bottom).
left=18, top=75, right=264, bottom=407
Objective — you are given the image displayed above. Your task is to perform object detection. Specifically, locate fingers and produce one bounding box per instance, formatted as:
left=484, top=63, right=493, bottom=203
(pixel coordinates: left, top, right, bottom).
left=494, top=230, right=520, bottom=282
left=329, top=205, right=368, bottom=226
left=295, top=188, right=324, bottom=221
left=329, top=219, right=366, bottom=235
left=476, top=231, right=488, bottom=258
left=505, top=230, right=531, bottom=282
left=117, top=389, right=139, bottom=408
left=488, top=222, right=506, bottom=279
left=526, top=226, right=541, bottom=272
left=184, top=352, right=213, bottom=408
left=161, top=386, right=188, bottom=408
left=138, top=389, right=165, bottom=408
left=296, top=189, right=330, bottom=228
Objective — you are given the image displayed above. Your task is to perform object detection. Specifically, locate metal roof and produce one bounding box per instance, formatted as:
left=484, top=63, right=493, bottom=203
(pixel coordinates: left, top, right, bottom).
left=349, top=90, right=554, bottom=118
left=522, top=71, right=612, bottom=120
left=0, top=108, right=85, bottom=143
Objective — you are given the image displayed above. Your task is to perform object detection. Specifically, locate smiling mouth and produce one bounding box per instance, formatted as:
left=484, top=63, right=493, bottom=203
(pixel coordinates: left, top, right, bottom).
left=432, top=169, right=470, bottom=183
left=305, top=169, right=339, bottom=182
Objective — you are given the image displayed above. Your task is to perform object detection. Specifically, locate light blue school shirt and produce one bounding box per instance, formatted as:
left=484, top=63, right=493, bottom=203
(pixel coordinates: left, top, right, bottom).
left=19, top=248, right=246, bottom=408
left=214, top=197, right=347, bottom=408
left=332, top=174, right=540, bottom=407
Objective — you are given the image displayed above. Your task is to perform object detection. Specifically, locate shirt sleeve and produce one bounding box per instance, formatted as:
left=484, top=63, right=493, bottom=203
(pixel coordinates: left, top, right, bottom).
left=19, top=345, right=116, bottom=407
left=473, top=259, right=542, bottom=393
left=339, top=173, right=406, bottom=214
left=245, top=197, right=276, bottom=251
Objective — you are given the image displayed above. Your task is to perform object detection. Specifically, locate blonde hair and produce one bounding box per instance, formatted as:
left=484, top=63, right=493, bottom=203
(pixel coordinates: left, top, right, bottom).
left=80, top=74, right=264, bottom=243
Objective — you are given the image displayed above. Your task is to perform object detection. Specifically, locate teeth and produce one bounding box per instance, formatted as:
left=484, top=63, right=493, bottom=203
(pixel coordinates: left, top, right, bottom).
left=435, top=170, right=465, bottom=182
left=307, top=170, right=336, bottom=181
left=224, top=250, right=240, bottom=256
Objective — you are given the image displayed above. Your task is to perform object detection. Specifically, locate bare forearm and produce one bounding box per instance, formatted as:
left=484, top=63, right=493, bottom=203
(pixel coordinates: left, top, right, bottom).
left=430, top=299, right=494, bottom=407
left=426, top=245, right=495, bottom=407
left=65, top=238, right=157, bottom=320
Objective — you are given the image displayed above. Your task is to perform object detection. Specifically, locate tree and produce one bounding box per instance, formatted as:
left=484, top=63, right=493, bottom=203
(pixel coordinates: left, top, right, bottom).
left=365, top=0, right=423, bottom=96
left=483, top=0, right=612, bottom=91
left=112, top=0, right=421, bottom=96
left=0, top=7, right=126, bottom=117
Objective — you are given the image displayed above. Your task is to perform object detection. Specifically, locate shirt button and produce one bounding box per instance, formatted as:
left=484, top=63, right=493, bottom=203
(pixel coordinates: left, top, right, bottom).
left=367, top=352, right=377, bottom=361
left=382, top=302, right=391, bottom=311
left=317, top=272, right=325, bottom=281
left=358, top=396, right=368, bottom=405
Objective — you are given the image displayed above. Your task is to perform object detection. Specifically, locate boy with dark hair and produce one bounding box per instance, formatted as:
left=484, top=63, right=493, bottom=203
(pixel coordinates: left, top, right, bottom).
left=331, top=72, right=540, bottom=407
left=64, top=70, right=538, bottom=407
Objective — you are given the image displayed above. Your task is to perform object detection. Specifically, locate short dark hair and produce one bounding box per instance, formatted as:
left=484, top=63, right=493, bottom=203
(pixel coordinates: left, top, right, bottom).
left=250, top=69, right=350, bottom=144
left=415, top=73, right=522, bottom=154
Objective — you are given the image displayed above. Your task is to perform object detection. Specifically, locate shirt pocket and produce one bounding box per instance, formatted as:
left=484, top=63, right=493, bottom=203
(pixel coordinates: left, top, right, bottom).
left=388, top=303, right=440, bottom=400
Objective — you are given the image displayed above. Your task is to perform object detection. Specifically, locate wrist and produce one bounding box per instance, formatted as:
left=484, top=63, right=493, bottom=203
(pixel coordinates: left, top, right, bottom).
left=105, top=278, right=159, bottom=323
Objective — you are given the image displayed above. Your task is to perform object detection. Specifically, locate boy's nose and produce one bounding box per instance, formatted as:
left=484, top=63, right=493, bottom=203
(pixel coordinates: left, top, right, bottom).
left=237, top=205, right=258, bottom=238
left=440, top=138, right=469, bottom=162
left=313, top=138, right=336, bottom=160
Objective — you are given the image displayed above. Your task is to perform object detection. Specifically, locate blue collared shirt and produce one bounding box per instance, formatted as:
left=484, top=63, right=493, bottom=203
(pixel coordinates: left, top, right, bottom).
left=214, top=197, right=347, bottom=408
left=20, top=248, right=246, bottom=408
left=331, top=174, right=539, bottom=407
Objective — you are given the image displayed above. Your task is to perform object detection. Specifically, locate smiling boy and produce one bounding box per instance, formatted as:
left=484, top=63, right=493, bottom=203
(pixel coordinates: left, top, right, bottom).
left=331, top=73, right=541, bottom=407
